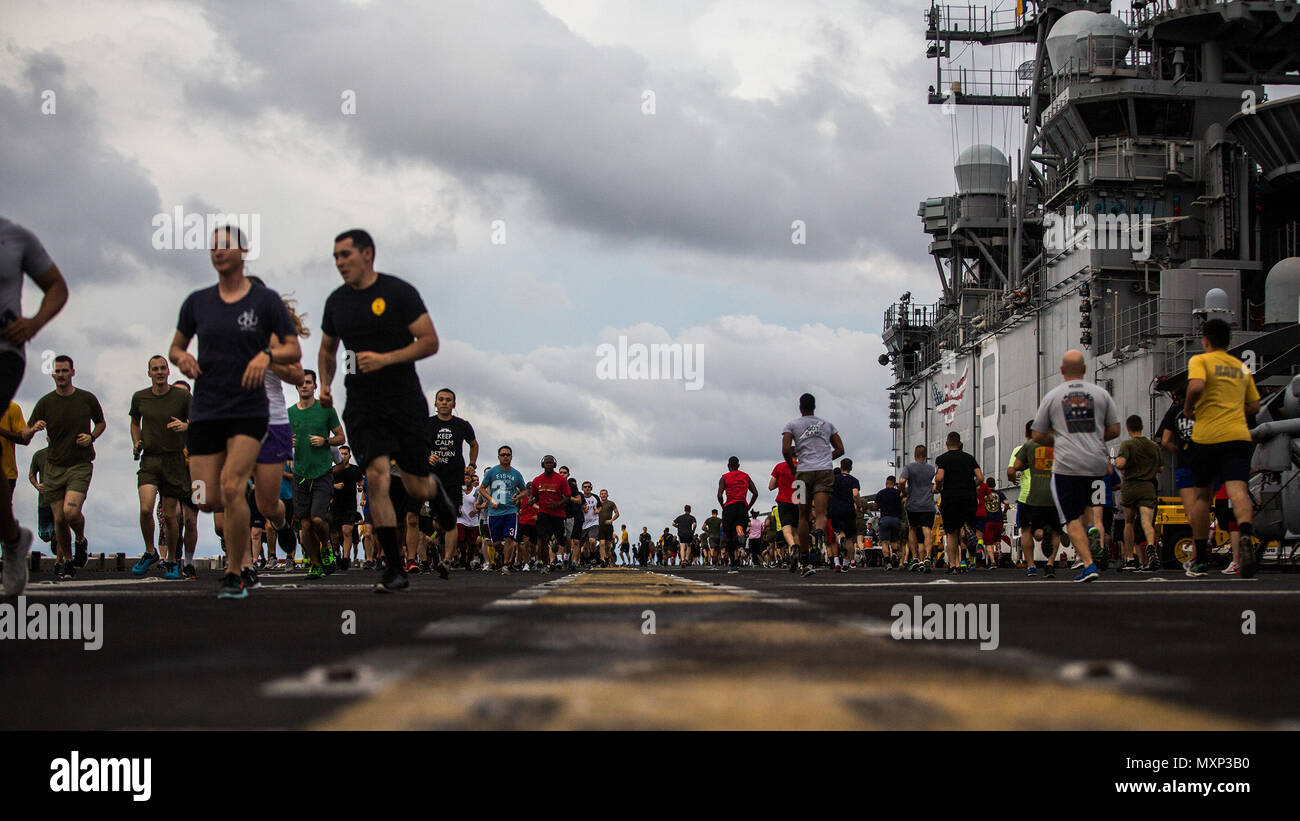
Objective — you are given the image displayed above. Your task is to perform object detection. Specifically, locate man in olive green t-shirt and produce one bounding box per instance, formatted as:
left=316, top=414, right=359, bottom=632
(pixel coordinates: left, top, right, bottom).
left=22, top=355, right=105, bottom=577
left=129, top=354, right=191, bottom=576
left=288, top=370, right=344, bottom=575
left=1115, top=414, right=1162, bottom=569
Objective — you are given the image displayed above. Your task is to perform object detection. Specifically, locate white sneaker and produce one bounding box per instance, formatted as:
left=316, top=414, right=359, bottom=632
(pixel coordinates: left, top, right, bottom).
left=1221, top=561, right=1240, bottom=575
left=2, top=527, right=33, bottom=596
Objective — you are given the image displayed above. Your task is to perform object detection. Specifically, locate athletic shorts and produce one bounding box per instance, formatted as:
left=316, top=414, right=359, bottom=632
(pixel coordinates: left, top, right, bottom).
left=256, top=422, right=292, bottom=464
left=1189, top=440, right=1253, bottom=487
left=343, top=395, right=431, bottom=477
left=907, top=510, right=935, bottom=534
left=1121, top=481, right=1157, bottom=510
left=776, top=501, right=799, bottom=529
left=419, top=514, right=434, bottom=536
left=0, top=352, right=23, bottom=408
left=582, top=525, right=599, bottom=542
left=518, top=522, right=537, bottom=542
left=386, top=476, right=422, bottom=517
left=488, top=513, right=518, bottom=542
left=1021, top=504, right=1062, bottom=533
left=721, top=503, right=749, bottom=547
left=1214, top=498, right=1238, bottom=530
left=598, top=523, right=615, bottom=541
left=796, top=469, right=835, bottom=498
left=1174, top=467, right=1195, bottom=490
left=293, top=474, right=333, bottom=521
left=537, top=512, right=567, bottom=546
left=877, top=515, right=902, bottom=542
left=187, top=416, right=269, bottom=456
left=1051, top=474, right=1100, bottom=525
left=43, top=461, right=92, bottom=500
left=570, top=516, right=584, bottom=541
left=938, top=498, right=977, bottom=535
left=830, top=507, right=858, bottom=539
left=707, top=536, right=720, bottom=550
left=983, top=521, right=1004, bottom=545
left=138, top=451, right=190, bottom=500
left=456, top=523, right=480, bottom=546
left=330, top=508, right=361, bottom=529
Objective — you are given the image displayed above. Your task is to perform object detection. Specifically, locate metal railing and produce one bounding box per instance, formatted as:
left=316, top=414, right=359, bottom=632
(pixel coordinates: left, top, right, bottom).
left=937, top=66, right=1031, bottom=104
left=925, top=3, right=1026, bottom=36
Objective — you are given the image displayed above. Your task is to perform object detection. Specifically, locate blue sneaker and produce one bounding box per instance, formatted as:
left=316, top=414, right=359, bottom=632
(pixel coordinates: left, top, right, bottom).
left=217, top=573, right=247, bottom=599
left=1073, top=563, right=1099, bottom=583
left=1025, top=566, right=1037, bottom=577
left=131, top=551, right=160, bottom=577
left=163, top=562, right=182, bottom=580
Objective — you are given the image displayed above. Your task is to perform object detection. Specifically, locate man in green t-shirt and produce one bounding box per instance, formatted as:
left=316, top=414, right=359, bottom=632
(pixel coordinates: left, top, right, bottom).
left=288, top=370, right=344, bottom=577
left=129, top=355, right=191, bottom=578
left=596, top=489, right=620, bottom=565
left=23, top=355, right=104, bottom=578
left=1115, top=414, right=1163, bottom=571
left=27, top=442, right=54, bottom=546
left=1009, top=422, right=1062, bottom=577
left=703, top=509, right=722, bottom=564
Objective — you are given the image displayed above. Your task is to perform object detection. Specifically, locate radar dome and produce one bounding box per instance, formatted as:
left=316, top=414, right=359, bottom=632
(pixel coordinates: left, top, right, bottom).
left=1046, top=10, right=1097, bottom=71
left=1075, top=13, right=1130, bottom=67
left=1265, top=258, right=1300, bottom=326
left=954, top=144, right=1010, bottom=195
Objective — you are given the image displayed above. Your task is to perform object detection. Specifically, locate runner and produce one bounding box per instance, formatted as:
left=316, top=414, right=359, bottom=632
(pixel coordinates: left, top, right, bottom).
left=781, top=394, right=846, bottom=577
left=637, top=526, right=652, bottom=567
left=673, top=505, right=697, bottom=566
left=169, top=380, right=201, bottom=578
left=170, top=225, right=301, bottom=598
left=598, top=489, right=620, bottom=565
left=1114, top=414, right=1162, bottom=571
left=874, top=476, right=904, bottom=569
left=1183, top=319, right=1261, bottom=578
left=26, top=441, right=55, bottom=559
left=427, top=387, right=477, bottom=578
left=318, top=229, right=457, bottom=593
left=1156, top=386, right=1195, bottom=573
left=0, top=400, right=31, bottom=581
left=580, top=481, right=600, bottom=566
left=898, top=445, right=937, bottom=573
left=23, top=355, right=104, bottom=579
left=455, top=466, right=483, bottom=569
left=703, top=508, right=722, bottom=566
left=716, top=457, right=758, bottom=574
left=0, top=216, right=66, bottom=596
left=768, top=460, right=800, bottom=569
left=976, top=477, right=1008, bottom=568
left=745, top=509, right=765, bottom=567
left=558, top=465, right=580, bottom=570
left=129, top=355, right=190, bottom=579
left=289, top=370, right=345, bottom=578
left=1030, top=350, right=1120, bottom=583
left=529, top=455, right=571, bottom=571
left=480, top=445, right=526, bottom=573
left=329, top=445, right=365, bottom=569
left=618, top=523, right=631, bottom=566
left=1010, top=422, right=1062, bottom=577
left=933, top=432, right=983, bottom=573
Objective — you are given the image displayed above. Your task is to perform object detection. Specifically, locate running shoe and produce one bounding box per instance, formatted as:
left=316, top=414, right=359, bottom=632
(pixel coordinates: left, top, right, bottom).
left=1070, top=560, right=1085, bottom=570
left=1073, top=563, right=1100, bottom=582
left=322, top=545, right=337, bottom=574
left=307, top=563, right=324, bottom=579
left=217, top=573, right=247, bottom=599
left=1220, top=561, right=1240, bottom=575
left=182, top=563, right=198, bottom=581
left=1185, top=563, right=1210, bottom=578
left=728, top=566, right=739, bottom=574
left=434, top=560, right=450, bottom=580
left=1144, top=558, right=1160, bottom=572
left=374, top=567, right=409, bottom=593
left=1, top=527, right=32, bottom=596
left=60, top=561, right=75, bottom=580
left=163, top=562, right=181, bottom=580
left=800, top=564, right=816, bottom=577
left=1025, top=566, right=1038, bottom=577
left=1239, top=535, right=1258, bottom=579
left=500, top=564, right=511, bottom=575
left=74, top=538, right=89, bottom=568
left=131, top=551, right=160, bottom=577
left=922, top=560, right=932, bottom=574
left=1120, top=558, right=1140, bottom=572
left=363, top=560, right=376, bottom=570
left=241, top=565, right=263, bottom=590
left=1043, top=564, right=1055, bottom=579
left=405, top=559, right=422, bottom=574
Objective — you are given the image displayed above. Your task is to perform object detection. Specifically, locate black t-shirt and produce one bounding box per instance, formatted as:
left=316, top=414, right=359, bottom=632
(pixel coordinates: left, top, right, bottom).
left=565, top=478, right=581, bottom=518
left=639, top=532, right=652, bottom=547
left=1155, top=400, right=1193, bottom=470
left=427, top=415, right=475, bottom=474
left=673, top=513, right=696, bottom=537
left=831, top=473, right=861, bottom=513
left=874, top=486, right=902, bottom=518
left=320, top=273, right=428, bottom=404
left=331, top=463, right=364, bottom=512
left=935, top=449, right=980, bottom=500
left=177, top=282, right=296, bottom=422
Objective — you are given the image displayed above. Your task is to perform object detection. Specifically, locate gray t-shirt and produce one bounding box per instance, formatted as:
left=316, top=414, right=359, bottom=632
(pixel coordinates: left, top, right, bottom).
left=1032, top=379, right=1118, bottom=477
left=0, top=218, right=55, bottom=360
left=782, top=415, right=838, bottom=471
left=897, top=460, right=937, bottom=512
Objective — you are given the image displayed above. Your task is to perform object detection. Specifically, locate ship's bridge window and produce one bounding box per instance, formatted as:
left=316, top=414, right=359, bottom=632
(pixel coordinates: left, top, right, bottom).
left=1077, top=99, right=1130, bottom=138
left=1132, top=99, right=1193, bottom=138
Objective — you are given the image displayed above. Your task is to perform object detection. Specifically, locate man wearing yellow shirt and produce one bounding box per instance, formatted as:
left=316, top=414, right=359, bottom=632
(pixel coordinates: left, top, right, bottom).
left=1183, top=319, right=1260, bottom=578
left=0, top=401, right=27, bottom=492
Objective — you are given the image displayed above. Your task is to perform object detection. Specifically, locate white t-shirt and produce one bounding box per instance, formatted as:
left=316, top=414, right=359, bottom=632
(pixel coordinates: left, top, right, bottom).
left=456, top=487, right=478, bottom=527
left=582, top=494, right=599, bottom=529
left=265, top=370, right=290, bottom=426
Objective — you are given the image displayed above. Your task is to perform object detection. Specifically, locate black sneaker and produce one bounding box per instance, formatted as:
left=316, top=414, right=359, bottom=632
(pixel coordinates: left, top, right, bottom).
left=74, top=538, right=89, bottom=567
left=240, top=566, right=263, bottom=590
left=52, top=560, right=64, bottom=579
left=434, top=561, right=450, bottom=580
left=374, top=568, right=409, bottom=593
left=1044, top=564, right=1056, bottom=579
left=1239, top=535, right=1258, bottom=579
left=217, top=573, right=247, bottom=599
left=182, top=563, right=198, bottom=581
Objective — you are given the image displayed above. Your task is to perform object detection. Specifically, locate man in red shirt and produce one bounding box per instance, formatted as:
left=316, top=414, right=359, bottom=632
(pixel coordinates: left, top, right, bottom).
left=716, top=456, right=758, bottom=573
left=769, top=457, right=799, bottom=568
left=529, top=454, right=570, bottom=568
left=517, top=493, right=539, bottom=570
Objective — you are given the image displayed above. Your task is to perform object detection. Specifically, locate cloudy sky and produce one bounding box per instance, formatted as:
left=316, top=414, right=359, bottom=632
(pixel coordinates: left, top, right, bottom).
left=0, top=0, right=1009, bottom=556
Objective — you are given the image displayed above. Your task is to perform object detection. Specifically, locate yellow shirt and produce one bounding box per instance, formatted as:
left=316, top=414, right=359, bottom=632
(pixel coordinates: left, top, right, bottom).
left=0, top=402, right=23, bottom=481
left=1188, top=350, right=1259, bottom=444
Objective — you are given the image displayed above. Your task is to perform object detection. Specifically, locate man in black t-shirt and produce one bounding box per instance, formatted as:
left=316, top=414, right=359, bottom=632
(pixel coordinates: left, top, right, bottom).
left=426, top=387, right=478, bottom=577
left=874, top=476, right=904, bottom=567
left=329, top=444, right=365, bottom=567
left=829, top=459, right=861, bottom=573
left=318, top=229, right=457, bottom=593
left=934, top=431, right=984, bottom=572
left=673, top=505, right=697, bottom=565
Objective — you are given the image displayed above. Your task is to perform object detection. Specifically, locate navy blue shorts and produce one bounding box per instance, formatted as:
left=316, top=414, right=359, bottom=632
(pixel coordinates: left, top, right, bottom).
left=488, top=513, right=518, bottom=542
left=1051, top=474, right=1103, bottom=525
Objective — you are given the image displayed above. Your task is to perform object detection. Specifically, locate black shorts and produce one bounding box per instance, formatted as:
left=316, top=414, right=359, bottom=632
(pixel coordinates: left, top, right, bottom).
left=907, top=511, right=935, bottom=534
left=330, top=508, right=360, bottom=531
left=344, top=396, right=431, bottom=477
left=419, top=514, right=434, bottom=536
left=939, top=498, right=977, bottom=535
left=1021, top=504, right=1062, bottom=533
left=830, top=507, right=858, bottom=539
left=570, top=516, right=584, bottom=541
left=0, top=351, right=23, bottom=408
left=536, top=512, right=567, bottom=546
left=1214, top=498, right=1238, bottom=528
left=1189, top=440, right=1253, bottom=487
left=1051, top=474, right=1101, bottom=525
left=518, top=522, right=537, bottom=542
left=776, top=501, right=800, bottom=528
left=292, top=474, right=333, bottom=521
left=721, top=503, right=748, bottom=548
left=187, top=417, right=269, bottom=456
